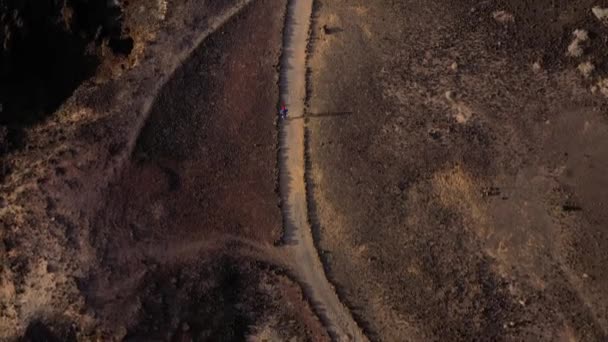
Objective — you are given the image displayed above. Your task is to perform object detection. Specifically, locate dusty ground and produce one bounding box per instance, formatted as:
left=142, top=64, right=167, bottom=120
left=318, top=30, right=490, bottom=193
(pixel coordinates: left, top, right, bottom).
left=7, top=0, right=608, bottom=340
left=1, top=0, right=329, bottom=340
left=308, top=0, right=608, bottom=340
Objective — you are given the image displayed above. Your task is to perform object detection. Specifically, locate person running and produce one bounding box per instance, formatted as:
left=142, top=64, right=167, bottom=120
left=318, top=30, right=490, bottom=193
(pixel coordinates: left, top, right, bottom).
left=280, top=105, right=288, bottom=120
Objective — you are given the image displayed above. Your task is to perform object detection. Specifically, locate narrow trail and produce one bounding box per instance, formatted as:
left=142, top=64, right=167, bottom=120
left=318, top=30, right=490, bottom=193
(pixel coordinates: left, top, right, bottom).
left=123, top=0, right=254, bottom=174
left=278, top=0, right=368, bottom=340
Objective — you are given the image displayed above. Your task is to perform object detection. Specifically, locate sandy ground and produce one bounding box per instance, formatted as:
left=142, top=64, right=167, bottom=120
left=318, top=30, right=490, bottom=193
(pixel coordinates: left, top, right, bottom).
left=307, top=0, right=608, bottom=340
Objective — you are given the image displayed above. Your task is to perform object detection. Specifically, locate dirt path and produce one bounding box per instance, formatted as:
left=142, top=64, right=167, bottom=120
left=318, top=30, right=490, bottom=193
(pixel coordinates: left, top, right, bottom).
left=278, top=0, right=367, bottom=341
left=122, top=0, right=255, bottom=175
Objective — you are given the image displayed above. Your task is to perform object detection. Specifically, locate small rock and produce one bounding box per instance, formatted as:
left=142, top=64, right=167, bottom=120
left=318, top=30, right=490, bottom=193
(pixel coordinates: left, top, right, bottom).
left=578, top=61, right=595, bottom=78
left=445, top=90, right=455, bottom=101
left=592, top=6, right=608, bottom=24
left=428, top=129, right=442, bottom=140
left=567, top=29, right=589, bottom=58
left=596, top=78, right=608, bottom=97
left=450, top=62, right=458, bottom=71
left=532, top=62, right=542, bottom=72
left=493, top=10, right=514, bottom=23
left=583, top=273, right=589, bottom=279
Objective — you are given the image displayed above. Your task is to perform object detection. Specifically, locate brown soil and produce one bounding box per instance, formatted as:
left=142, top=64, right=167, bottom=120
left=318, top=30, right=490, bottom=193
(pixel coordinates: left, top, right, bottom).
left=1, top=0, right=329, bottom=340
left=308, top=0, right=608, bottom=340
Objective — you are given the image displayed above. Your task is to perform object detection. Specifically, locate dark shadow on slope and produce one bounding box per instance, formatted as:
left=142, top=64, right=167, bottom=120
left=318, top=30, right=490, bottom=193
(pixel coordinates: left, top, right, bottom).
left=123, top=257, right=255, bottom=342
left=0, top=0, right=131, bottom=152
left=20, top=320, right=76, bottom=342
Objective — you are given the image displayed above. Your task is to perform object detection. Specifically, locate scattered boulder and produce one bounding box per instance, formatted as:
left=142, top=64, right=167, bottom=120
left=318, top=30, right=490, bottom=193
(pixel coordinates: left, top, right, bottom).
left=492, top=10, right=514, bottom=24
left=592, top=6, right=608, bottom=25
left=577, top=61, right=595, bottom=78
left=566, top=29, right=588, bottom=58
left=445, top=91, right=473, bottom=124
left=594, top=78, right=608, bottom=97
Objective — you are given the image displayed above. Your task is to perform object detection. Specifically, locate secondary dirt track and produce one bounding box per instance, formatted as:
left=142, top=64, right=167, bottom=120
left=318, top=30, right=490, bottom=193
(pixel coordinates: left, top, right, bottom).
left=307, top=0, right=608, bottom=340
